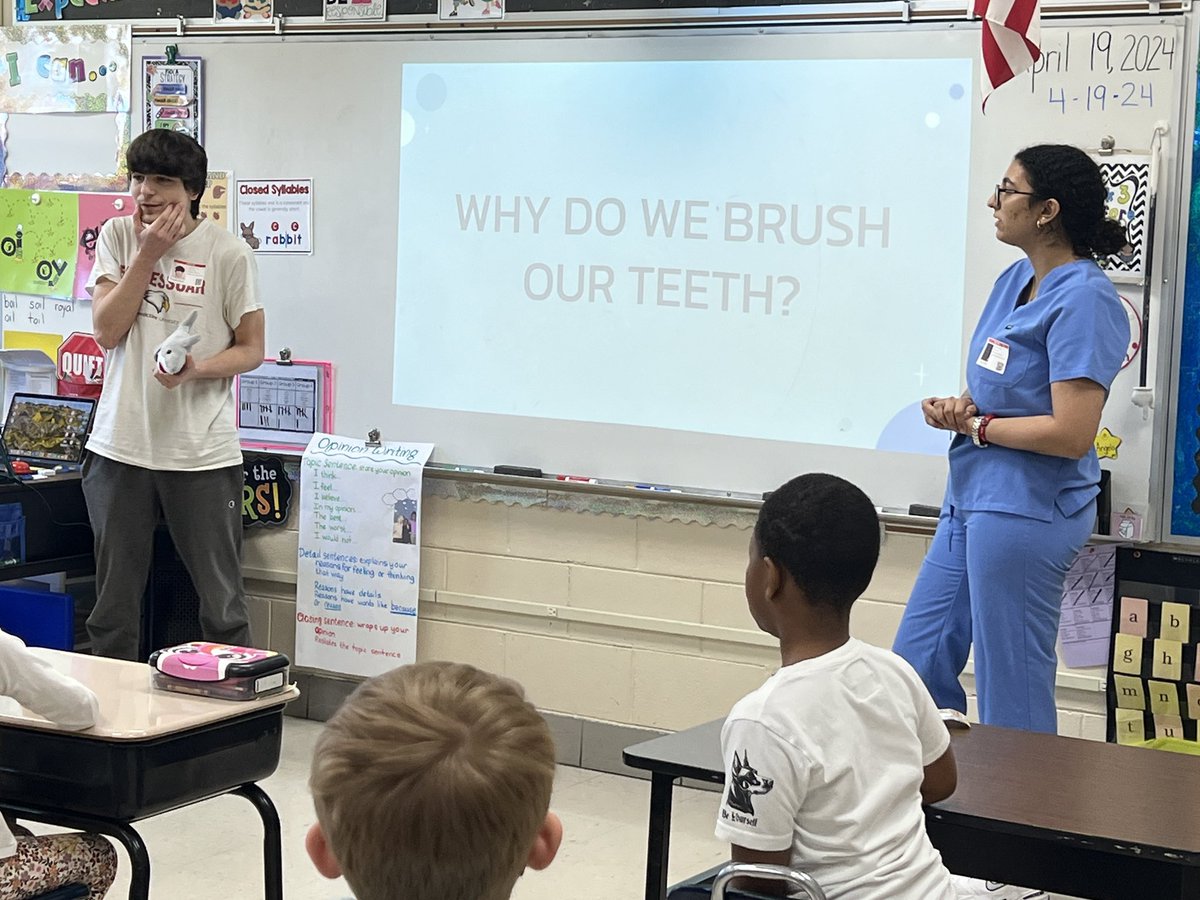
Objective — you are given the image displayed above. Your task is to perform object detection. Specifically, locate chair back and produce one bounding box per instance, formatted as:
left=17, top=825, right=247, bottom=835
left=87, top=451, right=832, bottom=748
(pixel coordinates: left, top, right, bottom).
left=711, top=862, right=828, bottom=900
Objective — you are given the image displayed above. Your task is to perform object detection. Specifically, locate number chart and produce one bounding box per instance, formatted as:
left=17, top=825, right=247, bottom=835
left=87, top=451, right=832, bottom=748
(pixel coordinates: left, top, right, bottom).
left=235, top=358, right=333, bottom=450
left=1109, top=548, right=1200, bottom=746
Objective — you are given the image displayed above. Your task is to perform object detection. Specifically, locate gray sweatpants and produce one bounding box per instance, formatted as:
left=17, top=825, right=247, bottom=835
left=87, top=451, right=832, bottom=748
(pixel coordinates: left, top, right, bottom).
left=82, top=453, right=252, bottom=660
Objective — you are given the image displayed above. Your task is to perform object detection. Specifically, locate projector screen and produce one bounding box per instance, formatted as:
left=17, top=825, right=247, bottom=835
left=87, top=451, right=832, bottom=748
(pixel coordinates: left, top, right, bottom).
left=395, top=57, right=972, bottom=454
left=147, top=21, right=1180, bottom=511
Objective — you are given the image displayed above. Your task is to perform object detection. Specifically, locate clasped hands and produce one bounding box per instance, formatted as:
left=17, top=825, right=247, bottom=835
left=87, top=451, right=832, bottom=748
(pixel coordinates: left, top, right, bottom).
left=922, top=395, right=977, bottom=435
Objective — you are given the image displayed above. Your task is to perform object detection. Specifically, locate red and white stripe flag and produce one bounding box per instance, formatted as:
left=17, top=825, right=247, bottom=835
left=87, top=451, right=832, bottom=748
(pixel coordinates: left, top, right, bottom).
left=975, top=0, right=1041, bottom=109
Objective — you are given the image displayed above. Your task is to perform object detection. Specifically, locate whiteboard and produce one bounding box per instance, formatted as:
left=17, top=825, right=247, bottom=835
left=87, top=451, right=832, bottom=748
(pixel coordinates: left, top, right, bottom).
left=127, top=20, right=1187, bottom=516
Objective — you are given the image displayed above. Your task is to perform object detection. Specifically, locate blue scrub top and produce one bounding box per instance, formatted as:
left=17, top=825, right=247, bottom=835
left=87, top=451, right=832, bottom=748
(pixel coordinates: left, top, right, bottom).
left=946, top=258, right=1127, bottom=522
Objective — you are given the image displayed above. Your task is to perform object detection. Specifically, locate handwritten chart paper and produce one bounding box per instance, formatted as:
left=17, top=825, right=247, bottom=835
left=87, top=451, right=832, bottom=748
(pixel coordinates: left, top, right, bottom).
left=296, top=435, right=433, bottom=677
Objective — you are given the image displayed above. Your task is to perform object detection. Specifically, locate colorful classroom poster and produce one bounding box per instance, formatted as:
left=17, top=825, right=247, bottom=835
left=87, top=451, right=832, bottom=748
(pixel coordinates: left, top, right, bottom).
left=234, top=179, right=313, bottom=254
left=74, top=192, right=133, bottom=300
left=0, top=189, right=77, bottom=298
left=142, top=57, right=203, bottom=143
left=1097, top=155, right=1150, bottom=283
left=438, top=0, right=502, bottom=18
left=214, top=0, right=273, bottom=23
left=0, top=25, right=131, bottom=114
left=201, top=170, right=233, bottom=231
left=325, top=0, right=386, bottom=21
left=296, top=435, right=433, bottom=677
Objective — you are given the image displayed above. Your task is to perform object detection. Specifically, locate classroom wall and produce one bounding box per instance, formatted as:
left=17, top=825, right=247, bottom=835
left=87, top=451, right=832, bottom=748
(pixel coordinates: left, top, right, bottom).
left=242, top=488, right=1110, bottom=743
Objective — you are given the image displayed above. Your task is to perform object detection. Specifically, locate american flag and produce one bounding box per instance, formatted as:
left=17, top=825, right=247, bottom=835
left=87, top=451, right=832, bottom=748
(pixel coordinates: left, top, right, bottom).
left=975, top=0, right=1042, bottom=109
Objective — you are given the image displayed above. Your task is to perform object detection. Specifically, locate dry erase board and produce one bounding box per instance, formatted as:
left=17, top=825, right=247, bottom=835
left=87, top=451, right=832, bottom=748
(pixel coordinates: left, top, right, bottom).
left=125, top=19, right=1186, bottom=516
left=235, top=359, right=332, bottom=450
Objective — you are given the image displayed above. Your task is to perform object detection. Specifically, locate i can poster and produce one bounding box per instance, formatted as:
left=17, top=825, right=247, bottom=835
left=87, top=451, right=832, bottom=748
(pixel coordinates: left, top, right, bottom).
left=0, top=25, right=131, bottom=114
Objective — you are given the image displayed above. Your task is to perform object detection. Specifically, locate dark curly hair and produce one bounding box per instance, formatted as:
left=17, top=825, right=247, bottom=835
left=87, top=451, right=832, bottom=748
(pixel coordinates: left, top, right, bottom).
left=754, top=473, right=880, bottom=612
left=1014, top=144, right=1128, bottom=258
left=126, top=130, right=207, bottom=218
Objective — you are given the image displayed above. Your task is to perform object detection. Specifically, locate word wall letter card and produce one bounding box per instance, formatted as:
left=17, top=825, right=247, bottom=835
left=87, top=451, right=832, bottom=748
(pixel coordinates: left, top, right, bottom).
left=1109, top=547, right=1200, bottom=745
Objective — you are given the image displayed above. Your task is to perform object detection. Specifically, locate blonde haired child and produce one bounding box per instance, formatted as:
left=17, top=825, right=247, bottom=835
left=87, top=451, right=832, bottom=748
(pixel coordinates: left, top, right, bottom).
left=307, top=661, right=562, bottom=900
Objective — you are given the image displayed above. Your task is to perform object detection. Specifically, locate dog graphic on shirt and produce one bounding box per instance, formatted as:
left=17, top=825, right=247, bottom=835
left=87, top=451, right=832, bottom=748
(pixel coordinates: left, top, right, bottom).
left=725, top=750, right=774, bottom=816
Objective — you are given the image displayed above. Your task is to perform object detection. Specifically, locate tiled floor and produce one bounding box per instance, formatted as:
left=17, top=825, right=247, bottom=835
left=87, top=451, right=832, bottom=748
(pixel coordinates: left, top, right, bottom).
left=82, top=717, right=728, bottom=899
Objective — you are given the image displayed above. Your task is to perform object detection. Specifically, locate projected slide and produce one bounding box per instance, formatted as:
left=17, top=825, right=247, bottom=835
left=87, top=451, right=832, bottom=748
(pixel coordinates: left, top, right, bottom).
left=395, top=57, right=972, bottom=453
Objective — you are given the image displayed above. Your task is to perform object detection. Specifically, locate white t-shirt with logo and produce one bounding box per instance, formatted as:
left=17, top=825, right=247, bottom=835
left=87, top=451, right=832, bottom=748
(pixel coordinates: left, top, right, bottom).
left=714, top=638, right=956, bottom=900
left=87, top=216, right=261, bottom=470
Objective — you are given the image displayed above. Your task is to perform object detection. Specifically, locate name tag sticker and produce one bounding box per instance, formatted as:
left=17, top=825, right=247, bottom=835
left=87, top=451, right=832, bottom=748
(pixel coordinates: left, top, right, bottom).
left=976, top=337, right=1010, bottom=375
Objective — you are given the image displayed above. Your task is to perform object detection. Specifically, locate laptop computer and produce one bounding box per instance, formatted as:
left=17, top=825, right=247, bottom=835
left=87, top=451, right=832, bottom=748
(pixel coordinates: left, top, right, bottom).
left=2, top=392, right=97, bottom=469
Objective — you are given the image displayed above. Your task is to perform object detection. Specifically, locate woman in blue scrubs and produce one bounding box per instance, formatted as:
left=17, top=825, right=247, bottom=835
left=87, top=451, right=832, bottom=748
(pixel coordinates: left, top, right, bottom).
left=892, top=145, right=1129, bottom=734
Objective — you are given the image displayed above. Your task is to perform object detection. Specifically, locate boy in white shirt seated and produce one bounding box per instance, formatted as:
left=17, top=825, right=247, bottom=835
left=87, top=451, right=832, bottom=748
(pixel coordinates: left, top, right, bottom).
left=714, top=473, right=959, bottom=899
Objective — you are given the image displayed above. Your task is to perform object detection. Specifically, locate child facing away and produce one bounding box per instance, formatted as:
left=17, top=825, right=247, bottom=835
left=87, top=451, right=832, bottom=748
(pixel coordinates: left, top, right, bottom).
left=306, top=661, right=563, bottom=900
left=0, top=628, right=117, bottom=899
left=714, top=473, right=959, bottom=899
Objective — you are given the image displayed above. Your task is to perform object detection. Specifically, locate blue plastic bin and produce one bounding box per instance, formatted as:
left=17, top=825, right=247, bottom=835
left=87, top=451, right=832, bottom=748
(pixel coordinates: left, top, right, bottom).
left=0, top=585, right=73, bottom=650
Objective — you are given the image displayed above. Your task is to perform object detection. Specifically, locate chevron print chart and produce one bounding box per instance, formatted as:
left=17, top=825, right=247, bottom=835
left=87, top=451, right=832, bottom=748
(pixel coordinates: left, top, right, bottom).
left=1098, top=155, right=1151, bottom=282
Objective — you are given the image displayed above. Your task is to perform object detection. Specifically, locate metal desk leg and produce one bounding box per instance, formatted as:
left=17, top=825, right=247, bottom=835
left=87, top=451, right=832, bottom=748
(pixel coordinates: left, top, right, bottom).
left=0, top=806, right=151, bottom=900
left=644, top=772, right=676, bottom=900
left=234, top=783, right=284, bottom=900
left=107, top=822, right=152, bottom=900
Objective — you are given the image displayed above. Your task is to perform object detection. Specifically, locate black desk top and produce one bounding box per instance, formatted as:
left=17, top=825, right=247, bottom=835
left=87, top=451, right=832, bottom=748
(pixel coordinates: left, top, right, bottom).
left=623, top=718, right=1200, bottom=864
left=624, top=718, right=724, bottom=782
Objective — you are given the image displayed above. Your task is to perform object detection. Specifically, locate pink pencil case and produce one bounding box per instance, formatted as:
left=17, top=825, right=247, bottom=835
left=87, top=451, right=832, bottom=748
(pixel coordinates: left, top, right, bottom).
left=148, top=642, right=290, bottom=701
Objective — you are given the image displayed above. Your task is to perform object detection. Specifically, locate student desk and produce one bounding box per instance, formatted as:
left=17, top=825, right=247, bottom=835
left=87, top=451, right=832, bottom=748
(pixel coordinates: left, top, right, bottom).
left=623, top=719, right=1200, bottom=900
left=0, top=650, right=299, bottom=900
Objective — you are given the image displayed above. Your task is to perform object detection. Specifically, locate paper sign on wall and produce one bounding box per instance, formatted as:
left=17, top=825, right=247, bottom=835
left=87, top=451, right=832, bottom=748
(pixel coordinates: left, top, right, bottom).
left=1097, top=154, right=1150, bottom=283
left=0, top=25, right=131, bottom=114
left=0, top=189, right=77, bottom=297
left=437, top=0, right=502, bottom=18
left=235, top=179, right=313, bottom=254
left=325, top=0, right=386, bottom=21
left=142, top=56, right=203, bottom=143
left=75, top=192, right=133, bottom=300
left=201, top=170, right=233, bottom=231
left=296, top=435, right=434, bottom=677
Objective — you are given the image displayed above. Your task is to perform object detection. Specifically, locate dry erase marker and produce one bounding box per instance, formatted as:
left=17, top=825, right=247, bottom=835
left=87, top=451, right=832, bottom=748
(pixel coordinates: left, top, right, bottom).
left=557, top=475, right=598, bottom=484
left=635, top=484, right=681, bottom=493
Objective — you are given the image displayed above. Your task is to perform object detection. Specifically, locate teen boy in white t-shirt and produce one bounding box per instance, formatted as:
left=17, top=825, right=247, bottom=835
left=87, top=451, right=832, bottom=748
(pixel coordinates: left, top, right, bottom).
left=85, top=130, right=265, bottom=660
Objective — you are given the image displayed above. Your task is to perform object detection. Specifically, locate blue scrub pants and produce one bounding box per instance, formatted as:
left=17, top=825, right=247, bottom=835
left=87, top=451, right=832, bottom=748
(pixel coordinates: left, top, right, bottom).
left=892, top=501, right=1095, bottom=734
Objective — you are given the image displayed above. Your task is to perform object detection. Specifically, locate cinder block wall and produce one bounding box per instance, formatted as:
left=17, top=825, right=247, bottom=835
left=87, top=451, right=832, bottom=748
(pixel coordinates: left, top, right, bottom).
left=243, top=484, right=1108, bottom=740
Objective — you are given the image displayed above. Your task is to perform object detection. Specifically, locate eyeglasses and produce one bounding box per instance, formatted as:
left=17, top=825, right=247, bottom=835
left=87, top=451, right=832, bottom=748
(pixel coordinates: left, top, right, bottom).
left=994, top=184, right=1038, bottom=206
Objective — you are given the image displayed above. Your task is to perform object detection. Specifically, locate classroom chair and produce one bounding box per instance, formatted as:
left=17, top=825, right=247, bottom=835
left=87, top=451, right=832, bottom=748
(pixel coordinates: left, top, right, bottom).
left=668, top=861, right=828, bottom=900
left=29, top=886, right=89, bottom=900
